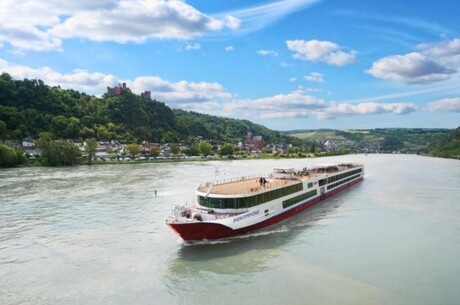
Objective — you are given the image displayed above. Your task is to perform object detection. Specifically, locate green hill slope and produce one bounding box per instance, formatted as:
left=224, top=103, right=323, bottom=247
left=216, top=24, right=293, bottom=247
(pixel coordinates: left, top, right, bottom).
left=0, top=73, right=293, bottom=144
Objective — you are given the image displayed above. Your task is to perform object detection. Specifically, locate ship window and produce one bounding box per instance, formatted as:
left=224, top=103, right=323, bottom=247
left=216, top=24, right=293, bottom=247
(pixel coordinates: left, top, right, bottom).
left=308, top=182, right=313, bottom=188
left=199, top=182, right=304, bottom=209
left=326, top=174, right=361, bottom=190
left=327, top=168, right=362, bottom=184
left=282, top=189, right=317, bottom=209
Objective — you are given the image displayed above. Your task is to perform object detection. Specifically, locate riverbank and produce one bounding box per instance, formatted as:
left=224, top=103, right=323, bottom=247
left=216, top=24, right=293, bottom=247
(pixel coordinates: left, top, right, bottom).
left=83, top=152, right=335, bottom=166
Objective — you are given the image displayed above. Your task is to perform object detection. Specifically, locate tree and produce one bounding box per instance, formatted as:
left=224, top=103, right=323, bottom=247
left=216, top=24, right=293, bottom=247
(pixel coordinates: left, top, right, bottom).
left=0, top=143, right=19, bottom=167
left=198, top=141, right=212, bottom=157
left=36, top=132, right=81, bottom=166
left=64, top=117, right=80, bottom=139
left=126, top=143, right=140, bottom=158
left=183, top=144, right=199, bottom=156
left=219, top=144, right=233, bottom=157
left=382, top=135, right=403, bottom=152
left=0, top=120, right=6, bottom=140
left=85, top=138, right=98, bottom=165
left=150, top=146, right=161, bottom=159
left=51, top=141, right=81, bottom=166
left=36, top=132, right=54, bottom=164
left=169, top=144, right=180, bottom=157
left=310, top=141, right=316, bottom=153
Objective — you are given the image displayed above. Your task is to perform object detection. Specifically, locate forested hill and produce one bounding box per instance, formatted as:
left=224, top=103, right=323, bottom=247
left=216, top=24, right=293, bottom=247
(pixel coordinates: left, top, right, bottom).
left=174, top=109, right=292, bottom=144
left=428, top=127, right=460, bottom=158
left=0, top=73, right=291, bottom=144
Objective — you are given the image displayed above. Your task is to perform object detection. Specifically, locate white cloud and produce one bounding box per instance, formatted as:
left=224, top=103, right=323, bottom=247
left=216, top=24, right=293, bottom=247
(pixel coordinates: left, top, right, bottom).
left=304, top=72, right=324, bottom=83
left=418, top=39, right=460, bottom=57
left=130, top=77, right=232, bottom=105
left=257, top=49, right=278, bottom=56
left=280, top=62, right=294, bottom=67
left=222, top=92, right=326, bottom=119
left=218, top=0, right=321, bottom=34
left=289, top=77, right=297, bottom=82
left=0, top=0, right=240, bottom=51
left=0, top=58, right=232, bottom=103
left=225, top=46, right=234, bottom=51
left=223, top=15, right=242, bottom=30
left=316, top=102, right=418, bottom=119
left=286, top=39, right=356, bottom=66
left=367, top=52, right=454, bottom=84
left=185, top=43, right=201, bottom=51
left=1, top=58, right=424, bottom=121
left=0, top=59, right=118, bottom=92
left=417, top=38, right=460, bottom=68
left=305, top=87, right=322, bottom=93
left=50, top=1, right=240, bottom=43
left=426, top=98, right=460, bottom=112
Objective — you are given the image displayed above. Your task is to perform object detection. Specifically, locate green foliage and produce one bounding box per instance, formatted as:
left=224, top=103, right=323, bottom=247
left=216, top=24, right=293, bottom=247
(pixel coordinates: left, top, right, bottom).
left=174, top=109, right=293, bottom=144
left=85, top=138, right=98, bottom=165
left=36, top=132, right=81, bottom=166
left=219, top=144, right=234, bottom=157
left=169, top=144, right=180, bottom=157
left=126, top=143, right=140, bottom=157
left=381, top=135, right=403, bottom=151
left=150, top=146, right=162, bottom=158
left=0, top=120, right=6, bottom=140
left=182, top=144, right=199, bottom=156
left=0, top=73, right=177, bottom=143
left=4, top=73, right=454, bottom=160
left=0, top=143, right=26, bottom=167
left=289, top=128, right=453, bottom=153
left=310, top=141, right=316, bottom=153
left=0, top=73, right=305, bottom=150
left=198, top=141, right=212, bottom=157
left=429, top=127, right=460, bottom=159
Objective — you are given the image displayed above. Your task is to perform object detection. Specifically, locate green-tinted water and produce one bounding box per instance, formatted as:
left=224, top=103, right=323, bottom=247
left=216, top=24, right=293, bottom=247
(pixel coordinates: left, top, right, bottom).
left=1, top=155, right=459, bottom=305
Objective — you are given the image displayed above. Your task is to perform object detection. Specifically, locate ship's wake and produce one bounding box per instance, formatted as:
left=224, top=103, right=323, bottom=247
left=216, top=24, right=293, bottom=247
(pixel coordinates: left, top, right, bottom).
left=179, top=226, right=290, bottom=246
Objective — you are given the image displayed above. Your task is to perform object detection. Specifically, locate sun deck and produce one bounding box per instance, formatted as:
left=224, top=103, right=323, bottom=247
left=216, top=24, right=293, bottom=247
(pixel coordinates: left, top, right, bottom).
left=197, top=177, right=301, bottom=196
left=196, top=163, right=362, bottom=196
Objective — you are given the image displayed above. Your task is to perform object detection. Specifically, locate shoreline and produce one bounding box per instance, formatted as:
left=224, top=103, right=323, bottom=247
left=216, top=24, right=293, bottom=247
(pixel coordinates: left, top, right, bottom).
left=17, top=152, right=349, bottom=168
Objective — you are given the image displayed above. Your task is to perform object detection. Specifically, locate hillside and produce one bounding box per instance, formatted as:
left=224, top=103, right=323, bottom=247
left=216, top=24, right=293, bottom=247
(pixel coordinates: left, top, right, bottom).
left=0, top=73, right=293, bottom=144
left=428, top=127, right=460, bottom=159
left=174, top=109, right=292, bottom=144
left=1, top=73, right=456, bottom=158
left=286, top=128, right=454, bottom=153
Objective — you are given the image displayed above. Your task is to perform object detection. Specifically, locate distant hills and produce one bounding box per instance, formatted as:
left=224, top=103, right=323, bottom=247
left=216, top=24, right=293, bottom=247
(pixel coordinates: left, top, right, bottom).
left=0, top=73, right=458, bottom=159
left=285, top=128, right=459, bottom=158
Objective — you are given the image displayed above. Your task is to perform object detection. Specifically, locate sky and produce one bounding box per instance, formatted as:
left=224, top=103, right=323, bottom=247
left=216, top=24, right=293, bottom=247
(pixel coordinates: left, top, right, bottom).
left=0, top=0, right=459, bottom=131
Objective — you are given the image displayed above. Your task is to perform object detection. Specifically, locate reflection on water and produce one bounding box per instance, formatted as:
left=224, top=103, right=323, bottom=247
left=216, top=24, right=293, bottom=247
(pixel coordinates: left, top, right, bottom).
left=1, top=155, right=460, bottom=305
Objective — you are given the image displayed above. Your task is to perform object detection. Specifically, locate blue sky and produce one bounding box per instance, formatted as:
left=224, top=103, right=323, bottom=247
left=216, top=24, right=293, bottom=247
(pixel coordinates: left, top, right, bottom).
left=0, top=0, right=459, bottom=130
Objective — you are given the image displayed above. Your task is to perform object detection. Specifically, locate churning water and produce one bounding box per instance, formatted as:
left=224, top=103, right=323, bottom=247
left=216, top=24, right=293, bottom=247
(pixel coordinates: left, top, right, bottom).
left=1, top=154, right=459, bottom=305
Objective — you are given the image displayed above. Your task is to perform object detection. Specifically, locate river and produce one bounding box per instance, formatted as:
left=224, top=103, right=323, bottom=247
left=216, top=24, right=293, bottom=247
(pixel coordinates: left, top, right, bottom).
left=1, top=154, right=459, bottom=305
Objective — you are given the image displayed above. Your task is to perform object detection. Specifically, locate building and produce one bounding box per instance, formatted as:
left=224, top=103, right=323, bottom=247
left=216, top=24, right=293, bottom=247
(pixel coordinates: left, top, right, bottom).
left=246, top=131, right=264, bottom=150
left=107, top=83, right=127, bottom=96
left=21, top=137, right=35, bottom=148
left=140, top=91, right=152, bottom=101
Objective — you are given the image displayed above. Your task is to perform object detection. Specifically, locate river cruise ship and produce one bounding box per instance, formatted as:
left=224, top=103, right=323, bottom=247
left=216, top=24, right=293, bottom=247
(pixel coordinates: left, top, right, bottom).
left=166, top=162, right=364, bottom=241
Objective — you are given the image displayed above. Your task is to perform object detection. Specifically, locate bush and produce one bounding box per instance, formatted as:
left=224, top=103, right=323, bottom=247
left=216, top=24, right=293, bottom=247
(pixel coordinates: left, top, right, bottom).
left=0, top=143, right=26, bottom=167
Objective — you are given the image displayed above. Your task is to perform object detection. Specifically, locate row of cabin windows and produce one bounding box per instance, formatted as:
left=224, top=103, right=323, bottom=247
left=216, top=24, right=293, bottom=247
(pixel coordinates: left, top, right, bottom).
left=326, top=174, right=361, bottom=190
left=282, top=189, right=318, bottom=209
left=326, top=168, right=363, bottom=184
left=198, top=183, right=303, bottom=209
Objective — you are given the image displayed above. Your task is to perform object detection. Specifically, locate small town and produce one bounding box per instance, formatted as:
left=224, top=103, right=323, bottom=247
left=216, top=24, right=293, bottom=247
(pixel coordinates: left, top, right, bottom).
left=8, top=130, right=397, bottom=165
